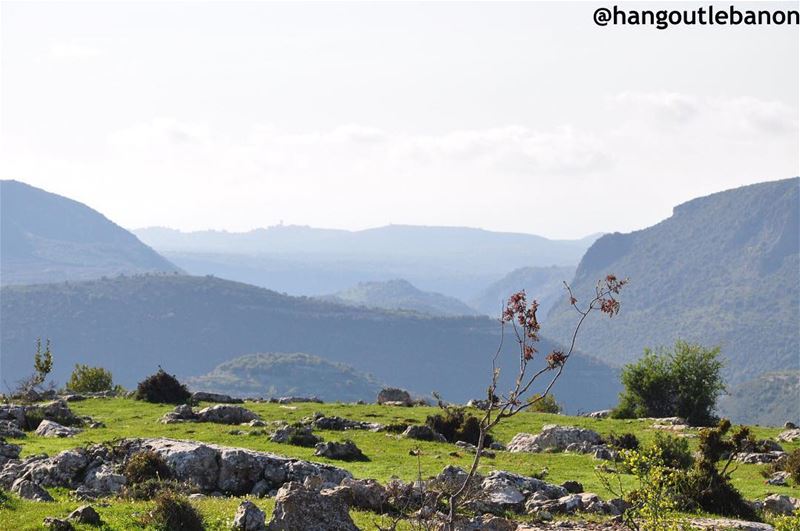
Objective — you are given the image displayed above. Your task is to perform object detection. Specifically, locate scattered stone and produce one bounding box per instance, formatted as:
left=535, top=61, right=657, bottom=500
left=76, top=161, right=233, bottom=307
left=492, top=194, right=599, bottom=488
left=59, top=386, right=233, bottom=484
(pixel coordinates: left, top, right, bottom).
left=11, top=478, right=55, bottom=501
left=67, top=504, right=102, bottom=525
left=314, top=440, right=368, bottom=461
left=688, top=517, right=775, bottom=530
left=0, top=419, right=25, bottom=438
left=270, top=425, right=322, bottom=447
left=733, top=451, right=786, bottom=464
left=249, top=419, right=267, bottom=427
left=62, top=394, right=86, bottom=402
left=766, top=471, right=790, bottom=486
left=584, top=410, right=612, bottom=419
left=191, top=391, right=243, bottom=404
left=777, top=428, right=800, bottom=442
left=196, top=404, right=260, bottom=425
left=402, top=425, right=446, bottom=442
left=507, top=425, right=601, bottom=453
left=276, top=396, right=323, bottom=404
left=310, top=414, right=382, bottom=431
left=488, top=441, right=506, bottom=451
left=268, top=481, right=359, bottom=531
left=763, top=493, right=800, bottom=515
left=42, top=517, right=74, bottom=530
left=455, top=440, right=495, bottom=458
left=646, top=417, right=687, bottom=425
left=233, top=500, right=267, bottom=531
left=36, top=419, right=82, bottom=438
left=451, top=514, right=518, bottom=531
left=377, top=387, right=412, bottom=406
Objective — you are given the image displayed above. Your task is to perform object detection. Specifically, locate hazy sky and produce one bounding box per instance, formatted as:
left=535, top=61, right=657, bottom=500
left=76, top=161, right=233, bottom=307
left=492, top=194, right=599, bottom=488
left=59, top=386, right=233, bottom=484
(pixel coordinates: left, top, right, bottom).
left=1, top=2, right=798, bottom=239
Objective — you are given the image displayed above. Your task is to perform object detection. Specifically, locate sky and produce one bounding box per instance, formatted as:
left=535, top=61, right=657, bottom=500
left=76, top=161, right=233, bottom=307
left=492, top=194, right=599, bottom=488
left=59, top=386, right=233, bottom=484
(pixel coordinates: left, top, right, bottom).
left=1, top=1, right=798, bottom=239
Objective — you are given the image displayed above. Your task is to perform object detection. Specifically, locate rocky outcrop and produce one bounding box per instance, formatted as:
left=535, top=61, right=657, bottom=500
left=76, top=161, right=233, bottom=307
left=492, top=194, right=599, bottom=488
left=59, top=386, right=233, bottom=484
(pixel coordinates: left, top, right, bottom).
left=377, top=388, right=412, bottom=406
left=507, top=425, right=602, bottom=453
left=402, top=425, right=446, bottom=442
left=67, top=505, right=102, bottom=526
left=734, top=451, right=786, bottom=464
left=688, top=518, right=775, bottom=531
left=762, top=493, right=800, bottom=515
left=191, top=391, right=243, bottom=404
left=12, top=478, right=55, bottom=501
left=777, top=428, right=800, bottom=442
left=35, top=420, right=82, bottom=438
left=159, top=404, right=260, bottom=425
left=0, top=439, right=21, bottom=467
left=267, top=481, right=359, bottom=531
left=308, top=413, right=382, bottom=431
left=270, top=425, right=322, bottom=447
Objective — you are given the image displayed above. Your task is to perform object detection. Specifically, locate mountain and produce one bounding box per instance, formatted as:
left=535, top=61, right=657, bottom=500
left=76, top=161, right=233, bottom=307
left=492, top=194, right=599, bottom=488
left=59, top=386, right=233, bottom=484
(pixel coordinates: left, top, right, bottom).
left=0, top=274, right=620, bottom=413
left=0, top=180, right=179, bottom=285
left=471, top=265, right=575, bottom=319
left=717, top=371, right=800, bottom=426
left=545, top=178, right=799, bottom=424
left=133, top=226, right=600, bottom=300
left=320, top=279, right=480, bottom=317
left=186, top=352, right=384, bottom=402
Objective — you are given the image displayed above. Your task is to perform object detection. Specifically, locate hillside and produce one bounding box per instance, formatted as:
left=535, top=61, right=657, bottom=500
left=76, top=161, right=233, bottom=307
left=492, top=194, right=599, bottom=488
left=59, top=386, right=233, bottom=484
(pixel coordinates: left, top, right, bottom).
left=187, top=352, right=384, bottom=402
left=0, top=180, right=179, bottom=285
left=319, top=279, right=479, bottom=317
left=718, top=371, right=800, bottom=426
left=133, top=225, right=599, bottom=299
left=546, top=178, right=800, bottom=424
left=470, top=265, right=575, bottom=319
left=0, top=274, right=620, bottom=413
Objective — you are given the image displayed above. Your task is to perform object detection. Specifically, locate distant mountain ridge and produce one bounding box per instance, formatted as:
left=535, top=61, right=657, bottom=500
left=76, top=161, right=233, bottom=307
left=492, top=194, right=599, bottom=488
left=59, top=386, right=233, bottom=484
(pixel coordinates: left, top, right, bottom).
left=319, top=279, right=480, bottom=317
left=133, top=225, right=600, bottom=299
left=546, top=177, right=799, bottom=424
left=0, top=274, right=621, bottom=413
left=470, top=265, right=576, bottom=319
left=1, top=180, right=179, bottom=285
left=187, top=352, right=384, bottom=402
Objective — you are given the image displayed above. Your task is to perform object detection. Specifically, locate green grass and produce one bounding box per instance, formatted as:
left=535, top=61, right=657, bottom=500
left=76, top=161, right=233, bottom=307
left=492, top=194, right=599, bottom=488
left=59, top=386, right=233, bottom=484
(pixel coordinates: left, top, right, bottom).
left=1, top=397, right=798, bottom=529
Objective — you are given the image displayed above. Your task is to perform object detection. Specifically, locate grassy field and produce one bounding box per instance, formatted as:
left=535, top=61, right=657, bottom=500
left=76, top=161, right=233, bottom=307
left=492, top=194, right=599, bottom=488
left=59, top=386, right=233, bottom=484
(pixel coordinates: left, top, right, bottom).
left=1, top=397, right=798, bottom=529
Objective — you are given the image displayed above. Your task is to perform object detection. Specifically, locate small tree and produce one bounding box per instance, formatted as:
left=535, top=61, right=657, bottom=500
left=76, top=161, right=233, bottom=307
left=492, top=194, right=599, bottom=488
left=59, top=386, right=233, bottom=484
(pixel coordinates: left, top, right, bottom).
left=66, top=364, right=114, bottom=393
left=526, top=392, right=561, bottom=414
left=15, top=338, right=54, bottom=396
left=613, top=341, right=725, bottom=426
left=441, top=274, right=627, bottom=530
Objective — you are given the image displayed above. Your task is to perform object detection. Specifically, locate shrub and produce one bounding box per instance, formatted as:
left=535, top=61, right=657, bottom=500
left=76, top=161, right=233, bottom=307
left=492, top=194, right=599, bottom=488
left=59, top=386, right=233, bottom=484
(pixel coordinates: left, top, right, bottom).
left=125, top=450, right=172, bottom=484
left=619, top=447, right=687, bottom=531
left=526, top=393, right=561, bottom=414
left=650, top=432, right=693, bottom=470
left=613, top=341, right=725, bottom=426
left=135, top=368, right=191, bottom=404
left=143, top=490, right=204, bottom=530
left=66, top=364, right=113, bottom=393
left=762, top=448, right=800, bottom=486
left=607, top=432, right=640, bottom=451
left=426, top=408, right=492, bottom=446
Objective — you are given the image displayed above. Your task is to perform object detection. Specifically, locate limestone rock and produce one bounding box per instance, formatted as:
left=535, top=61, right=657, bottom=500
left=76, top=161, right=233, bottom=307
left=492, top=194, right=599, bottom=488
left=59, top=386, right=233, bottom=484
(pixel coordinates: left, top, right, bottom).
left=42, top=517, right=74, bottom=530
left=268, top=481, right=359, bottom=531
left=191, top=391, right=243, bottom=404
left=314, top=440, right=368, bottom=461
left=777, top=428, right=800, bottom=442
left=12, top=478, right=54, bottom=501
left=233, top=500, right=267, bottom=531
left=36, top=419, right=82, bottom=438
left=196, top=404, right=259, bottom=424
left=402, top=425, right=446, bottom=442
left=67, top=505, right=102, bottom=525
left=377, top=388, right=412, bottom=406
left=763, top=493, right=800, bottom=515
left=508, top=425, right=601, bottom=453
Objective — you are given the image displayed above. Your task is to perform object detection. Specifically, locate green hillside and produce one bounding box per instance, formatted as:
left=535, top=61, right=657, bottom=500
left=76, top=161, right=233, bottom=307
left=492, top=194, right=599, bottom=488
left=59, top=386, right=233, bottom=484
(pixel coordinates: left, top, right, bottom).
left=0, top=180, right=179, bottom=285
left=0, top=274, right=621, bottom=413
left=187, top=352, right=384, bottom=402
left=471, top=265, right=575, bottom=318
left=546, top=178, right=800, bottom=425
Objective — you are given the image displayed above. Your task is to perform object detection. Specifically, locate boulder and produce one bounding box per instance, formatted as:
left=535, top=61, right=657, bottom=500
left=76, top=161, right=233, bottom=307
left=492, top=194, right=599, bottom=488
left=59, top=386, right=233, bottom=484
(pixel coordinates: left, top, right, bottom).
left=26, top=448, right=90, bottom=488
left=0, top=404, right=26, bottom=427
left=233, top=500, right=267, bottom=531
left=377, top=388, right=412, bottom=406
left=339, top=477, right=387, bottom=512
left=476, top=470, right=567, bottom=515
left=83, top=464, right=126, bottom=495
left=785, top=421, right=797, bottom=429
left=196, top=404, right=260, bottom=424
left=270, top=425, right=321, bottom=447
left=11, top=478, right=54, bottom=501
left=766, top=471, right=791, bottom=486
left=276, top=396, right=322, bottom=404
left=37, top=399, right=82, bottom=426
left=268, top=481, right=359, bottom=531
left=42, top=517, right=74, bottom=530
left=0, top=439, right=22, bottom=466
left=160, top=404, right=197, bottom=424
left=191, top=391, right=243, bottom=404
left=311, top=414, right=382, bottom=431
left=733, top=451, right=786, bottom=464
left=561, top=480, right=583, bottom=493
left=129, top=439, right=220, bottom=491
left=314, top=440, right=368, bottom=461
left=777, top=428, right=800, bottom=442
left=508, top=425, right=602, bottom=453
left=584, top=409, right=612, bottom=419
left=0, top=420, right=25, bottom=438
left=36, top=419, right=82, bottom=438
left=402, top=425, right=445, bottom=442
left=218, top=448, right=274, bottom=494
left=67, top=505, right=102, bottom=525
left=763, top=493, right=800, bottom=515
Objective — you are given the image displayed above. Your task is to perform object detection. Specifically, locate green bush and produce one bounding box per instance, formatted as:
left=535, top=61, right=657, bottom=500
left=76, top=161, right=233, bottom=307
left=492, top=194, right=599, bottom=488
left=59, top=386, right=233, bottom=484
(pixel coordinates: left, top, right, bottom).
left=613, top=341, right=725, bottom=426
left=426, top=408, right=492, bottom=446
left=607, top=432, right=640, bottom=451
left=619, top=447, right=687, bottom=531
left=526, top=393, right=561, bottom=414
left=143, top=490, right=204, bottom=530
left=66, top=364, right=113, bottom=393
left=650, top=432, right=693, bottom=470
left=135, top=368, right=191, bottom=404
left=125, top=450, right=172, bottom=484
